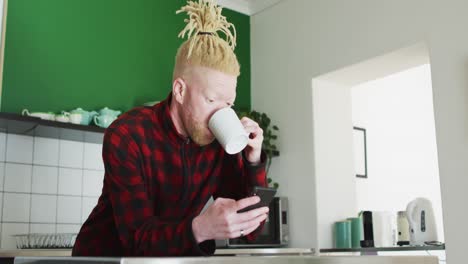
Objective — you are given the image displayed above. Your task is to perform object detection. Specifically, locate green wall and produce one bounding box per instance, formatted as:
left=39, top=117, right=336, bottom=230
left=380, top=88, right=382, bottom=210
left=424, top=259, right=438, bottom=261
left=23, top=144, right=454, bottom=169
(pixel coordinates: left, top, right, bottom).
left=1, top=0, right=251, bottom=114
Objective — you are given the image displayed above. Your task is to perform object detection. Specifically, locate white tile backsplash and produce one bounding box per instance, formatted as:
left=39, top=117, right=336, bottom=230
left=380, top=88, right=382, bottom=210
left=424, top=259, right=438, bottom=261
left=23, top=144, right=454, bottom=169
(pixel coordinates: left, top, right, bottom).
left=30, top=223, right=56, bottom=234
left=82, top=196, right=98, bottom=222
left=0, top=194, right=3, bottom=220
left=56, top=224, right=81, bottom=234
left=33, top=137, right=59, bottom=166
left=59, top=140, right=84, bottom=168
left=83, top=143, right=104, bottom=170
left=2, top=193, right=31, bottom=222
left=0, top=162, right=4, bottom=191
left=57, top=196, right=81, bottom=224
left=1, top=223, right=29, bottom=250
left=4, top=163, right=32, bottom=192
left=32, top=166, right=58, bottom=194
left=30, top=194, right=57, bottom=223
left=0, top=133, right=107, bottom=248
left=0, top=132, right=6, bottom=162
left=58, top=168, right=82, bottom=196
left=83, top=170, right=104, bottom=196
left=6, top=134, right=33, bottom=164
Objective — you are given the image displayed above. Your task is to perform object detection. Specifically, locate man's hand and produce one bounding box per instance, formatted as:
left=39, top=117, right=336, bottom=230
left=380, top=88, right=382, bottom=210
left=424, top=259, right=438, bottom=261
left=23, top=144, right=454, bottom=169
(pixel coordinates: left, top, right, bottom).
left=192, top=196, right=269, bottom=243
left=240, top=117, right=263, bottom=164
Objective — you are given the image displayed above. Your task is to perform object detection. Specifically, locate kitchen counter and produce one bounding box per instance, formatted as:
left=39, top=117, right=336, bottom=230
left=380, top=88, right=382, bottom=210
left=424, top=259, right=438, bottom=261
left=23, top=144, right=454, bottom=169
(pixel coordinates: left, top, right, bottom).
left=0, top=248, right=314, bottom=258
left=0, top=250, right=71, bottom=258
left=0, top=249, right=439, bottom=263
left=11, top=256, right=438, bottom=264
left=215, top=248, right=313, bottom=256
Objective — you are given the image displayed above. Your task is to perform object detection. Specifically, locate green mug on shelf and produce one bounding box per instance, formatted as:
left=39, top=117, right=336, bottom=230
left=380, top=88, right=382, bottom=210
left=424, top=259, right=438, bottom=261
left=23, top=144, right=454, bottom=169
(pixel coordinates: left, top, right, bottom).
left=347, top=217, right=363, bottom=248
left=334, top=220, right=352, bottom=249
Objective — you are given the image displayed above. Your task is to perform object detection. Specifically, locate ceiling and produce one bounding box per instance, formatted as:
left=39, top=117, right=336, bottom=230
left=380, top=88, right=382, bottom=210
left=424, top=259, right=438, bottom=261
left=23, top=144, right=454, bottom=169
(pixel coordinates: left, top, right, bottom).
left=217, top=0, right=283, bottom=16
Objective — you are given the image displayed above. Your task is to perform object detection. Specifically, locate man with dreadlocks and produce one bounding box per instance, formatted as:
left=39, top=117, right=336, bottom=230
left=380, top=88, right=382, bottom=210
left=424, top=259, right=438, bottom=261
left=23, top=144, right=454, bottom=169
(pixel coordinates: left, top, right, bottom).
left=72, top=0, right=268, bottom=257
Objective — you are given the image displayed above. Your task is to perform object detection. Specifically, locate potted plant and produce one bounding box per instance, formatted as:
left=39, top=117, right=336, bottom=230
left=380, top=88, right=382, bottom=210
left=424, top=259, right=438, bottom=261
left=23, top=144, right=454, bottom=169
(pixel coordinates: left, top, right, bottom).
left=237, top=110, right=280, bottom=188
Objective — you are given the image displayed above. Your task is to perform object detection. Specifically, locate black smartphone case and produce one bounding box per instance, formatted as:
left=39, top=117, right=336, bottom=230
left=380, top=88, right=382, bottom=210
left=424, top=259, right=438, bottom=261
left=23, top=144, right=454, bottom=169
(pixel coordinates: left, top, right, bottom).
left=237, top=186, right=277, bottom=213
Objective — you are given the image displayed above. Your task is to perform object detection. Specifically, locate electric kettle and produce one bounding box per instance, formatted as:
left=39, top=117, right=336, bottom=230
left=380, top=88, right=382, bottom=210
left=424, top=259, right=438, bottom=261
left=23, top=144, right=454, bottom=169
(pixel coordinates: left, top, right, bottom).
left=406, top=197, right=438, bottom=245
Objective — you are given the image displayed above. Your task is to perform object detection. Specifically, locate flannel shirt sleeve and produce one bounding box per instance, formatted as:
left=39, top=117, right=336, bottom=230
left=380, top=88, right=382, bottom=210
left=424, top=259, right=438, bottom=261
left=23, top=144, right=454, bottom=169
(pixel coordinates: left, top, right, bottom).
left=103, top=129, right=208, bottom=256
left=213, top=150, right=268, bottom=241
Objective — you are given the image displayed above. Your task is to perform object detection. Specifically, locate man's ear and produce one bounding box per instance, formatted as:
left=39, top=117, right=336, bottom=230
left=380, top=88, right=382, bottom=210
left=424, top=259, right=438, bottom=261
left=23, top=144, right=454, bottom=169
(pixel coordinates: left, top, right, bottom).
left=172, top=78, right=186, bottom=104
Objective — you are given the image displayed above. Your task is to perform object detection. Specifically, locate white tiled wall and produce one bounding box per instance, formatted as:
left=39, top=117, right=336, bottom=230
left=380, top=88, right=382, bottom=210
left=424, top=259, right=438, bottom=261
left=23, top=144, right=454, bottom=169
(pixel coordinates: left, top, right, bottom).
left=0, top=133, right=6, bottom=162
left=0, top=132, right=104, bottom=249
left=4, top=163, right=32, bottom=192
left=33, top=137, right=59, bottom=166
left=6, top=135, right=33, bottom=164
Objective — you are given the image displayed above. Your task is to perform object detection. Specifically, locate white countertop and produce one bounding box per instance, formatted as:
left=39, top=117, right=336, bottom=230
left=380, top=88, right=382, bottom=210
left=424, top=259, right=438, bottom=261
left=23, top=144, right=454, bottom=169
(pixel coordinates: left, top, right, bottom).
left=13, top=255, right=439, bottom=264
left=0, top=249, right=71, bottom=257
left=0, top=248, right=313, bottom=258
left=215, top=248, right=314, bottom=255
left=0, top=251, right=439, bottom=264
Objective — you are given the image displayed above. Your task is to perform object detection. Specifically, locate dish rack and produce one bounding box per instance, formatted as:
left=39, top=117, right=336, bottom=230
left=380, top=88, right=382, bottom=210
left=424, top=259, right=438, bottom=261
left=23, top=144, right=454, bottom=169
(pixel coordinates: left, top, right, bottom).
left=13, top=233, right=77, bottom=249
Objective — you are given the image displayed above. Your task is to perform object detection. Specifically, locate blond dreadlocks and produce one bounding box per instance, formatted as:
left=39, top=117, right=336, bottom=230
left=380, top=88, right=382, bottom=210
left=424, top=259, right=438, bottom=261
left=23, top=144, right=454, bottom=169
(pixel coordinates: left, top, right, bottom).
left=174, top=0, right=240, bottom=77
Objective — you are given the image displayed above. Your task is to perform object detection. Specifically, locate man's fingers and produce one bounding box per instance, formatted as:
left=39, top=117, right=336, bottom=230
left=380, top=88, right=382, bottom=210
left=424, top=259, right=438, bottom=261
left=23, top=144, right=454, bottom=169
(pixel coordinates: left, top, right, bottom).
left=236, top=206, right=269, bottom=222
left=226, top=216, right=266, bottom=239
left=240, top=117, right=256, bottom=126
left=228, top=213, right=268, bottom=238
left=235, top=213, right=268, bottom=231
left=238, top=218, right=263, bottom=238
left=214, top=197, right=235, bottom=204
left=241, top=119, right=259, bottom=130
left=243, top=125, right=257, bottom=134
left=236, top=196, right=260, bottom=211
left=244, top=125, right=263, bottom=138
left=241, top=119, right=262, bottom=133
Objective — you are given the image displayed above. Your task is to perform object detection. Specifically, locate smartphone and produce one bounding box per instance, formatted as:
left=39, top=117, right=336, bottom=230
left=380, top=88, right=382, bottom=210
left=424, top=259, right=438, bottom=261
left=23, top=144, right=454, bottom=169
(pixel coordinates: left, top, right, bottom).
left=237, top=186, right=277, bottom=213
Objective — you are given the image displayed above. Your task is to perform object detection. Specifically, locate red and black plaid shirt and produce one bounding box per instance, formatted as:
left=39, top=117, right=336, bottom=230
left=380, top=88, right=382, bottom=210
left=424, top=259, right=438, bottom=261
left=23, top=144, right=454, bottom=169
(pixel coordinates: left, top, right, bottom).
left=72, top=94, right=267, bottom=257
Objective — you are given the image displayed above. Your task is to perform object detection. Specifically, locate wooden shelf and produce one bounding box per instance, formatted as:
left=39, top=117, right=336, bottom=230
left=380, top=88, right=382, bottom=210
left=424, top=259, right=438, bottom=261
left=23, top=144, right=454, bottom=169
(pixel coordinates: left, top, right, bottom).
left=0, top=112, right=105, bottom=144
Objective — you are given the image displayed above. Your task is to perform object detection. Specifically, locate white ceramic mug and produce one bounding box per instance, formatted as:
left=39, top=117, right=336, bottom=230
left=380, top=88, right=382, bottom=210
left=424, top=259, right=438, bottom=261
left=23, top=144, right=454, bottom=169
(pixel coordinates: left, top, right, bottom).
left=208, top=107, right=248, bottom=155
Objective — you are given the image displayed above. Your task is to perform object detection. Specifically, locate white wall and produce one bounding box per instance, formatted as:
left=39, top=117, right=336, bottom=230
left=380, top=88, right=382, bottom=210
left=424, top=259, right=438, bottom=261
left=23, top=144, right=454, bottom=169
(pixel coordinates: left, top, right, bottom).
left=310, top=43, right=434, bottom=250
left=312, top=79, right=356, bottom=249
left=251, top=0, right=468, bottom=262
left=352, top=64, right=444, bottom=241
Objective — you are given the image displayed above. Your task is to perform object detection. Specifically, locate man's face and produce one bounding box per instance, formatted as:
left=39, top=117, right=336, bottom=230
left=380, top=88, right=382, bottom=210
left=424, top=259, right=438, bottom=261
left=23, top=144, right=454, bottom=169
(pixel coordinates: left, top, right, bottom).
left=180, top=66, right=237, bottom=146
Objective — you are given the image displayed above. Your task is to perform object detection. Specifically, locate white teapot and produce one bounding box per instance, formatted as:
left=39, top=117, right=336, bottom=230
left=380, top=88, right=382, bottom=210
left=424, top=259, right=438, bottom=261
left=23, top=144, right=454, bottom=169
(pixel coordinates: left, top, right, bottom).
left=22, top=109, right=55, bottom=121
